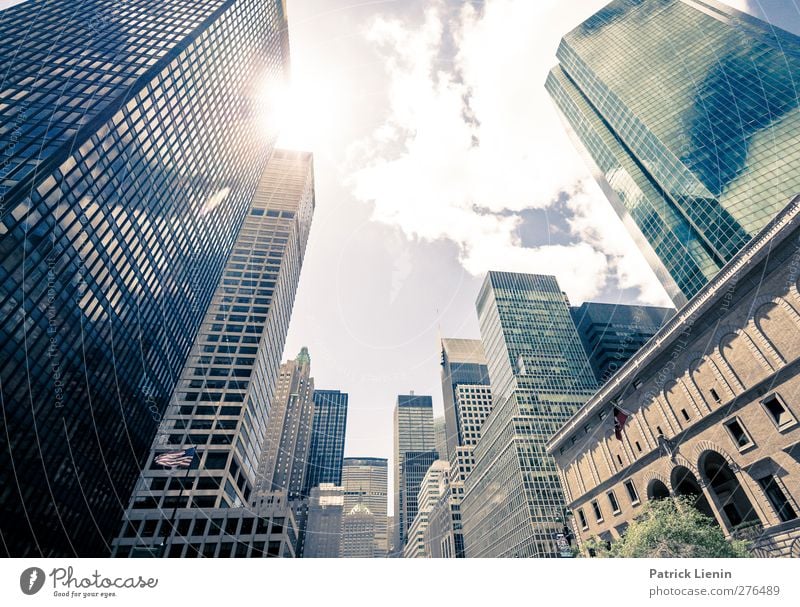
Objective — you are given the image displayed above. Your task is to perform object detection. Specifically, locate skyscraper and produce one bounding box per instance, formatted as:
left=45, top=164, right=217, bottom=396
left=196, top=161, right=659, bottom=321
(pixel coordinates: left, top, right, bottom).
left=401, top=450, right=440, bottom=556
left=304, top=484, right=344, bottom=558
left=304, top=390, right=349, bottom=493
left=256, top=347, right=316, bottom=556
left=111, top=149, right=315, bottom=558
left=341, top=503, right=377, bottom=558
left=342, top=457, right=388, bottom=557
left=0, top=0, right=291, bottom=556
left=404, top=459, right=449, bottom=558
left=440, top=338, right=492, bottom=454
left=437, top=338, right=494, bottom=557
left=545, top=0, right=800, bottom=305
left=461, top=272, right=598, bottom=557
left=570, top=302, right=674, bottom=384
left=393, top=393, right=436, bottom=553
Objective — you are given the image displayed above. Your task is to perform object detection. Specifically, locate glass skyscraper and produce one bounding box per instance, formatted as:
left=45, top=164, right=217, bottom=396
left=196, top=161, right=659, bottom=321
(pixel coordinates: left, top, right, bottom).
left=461, top=272, right=598, bottom=557
left=303, top=389, right=349, bottom=492
left=392, top=393, right=436, bottom=553
left=0, top=0, right=291, bottom=557
left=545, top=0, right=800, bottom=305
left=570, top=302, right=674, bottom=385
left=111, top=150, right=315, bottom=558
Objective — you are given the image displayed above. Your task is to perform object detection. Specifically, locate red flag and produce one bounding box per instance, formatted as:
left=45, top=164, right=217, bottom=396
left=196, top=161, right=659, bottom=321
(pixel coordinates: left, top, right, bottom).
left=613, top=407, right=628, bottom=441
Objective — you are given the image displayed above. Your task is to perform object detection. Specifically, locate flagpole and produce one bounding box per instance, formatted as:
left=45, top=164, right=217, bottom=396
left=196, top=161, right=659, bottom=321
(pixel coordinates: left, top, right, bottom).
left=158, top=450, right=195, bottom=557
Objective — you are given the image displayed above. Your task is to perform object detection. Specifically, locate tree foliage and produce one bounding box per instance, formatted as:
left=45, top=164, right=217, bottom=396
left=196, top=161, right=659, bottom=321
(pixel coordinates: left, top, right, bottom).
left=582, top=496, right=751, bottom=558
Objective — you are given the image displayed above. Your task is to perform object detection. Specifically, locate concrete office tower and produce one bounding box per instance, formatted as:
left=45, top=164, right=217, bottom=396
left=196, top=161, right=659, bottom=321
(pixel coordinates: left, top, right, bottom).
left=341, top=503, right=377, bottom=558
left=304, top=390, right=349, bottom=493
left=393, top=394, right=437, bottom=553
left=570, top=303, right=674, bottom=385
left=111, top=150, right=314, bottom=558
left=400, top=450, right=439, bottom=556
left=437, top=338, right=494, bottom=556
left=304, top=484, right=344, bottom=558
left=549, top=197, right=800, bottom=557
left=255, top=347, right=316, bottom=556
left=404, top=460, right=450, bottom=558
left=0, top=0, right=291, bottom=557
left=545, top=0, right=800, bottom=305
left=461, top=272, right=598, bottom=557
left=342, top=457, right=388, bottom=557
left=434, top=416, right=448, bottom=461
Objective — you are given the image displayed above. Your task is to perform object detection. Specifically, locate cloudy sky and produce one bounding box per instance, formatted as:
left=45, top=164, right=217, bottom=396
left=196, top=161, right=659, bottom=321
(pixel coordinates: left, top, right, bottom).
left=275, top=0, right=800, bottom=509
left=2, top=0, right=798, bottom=512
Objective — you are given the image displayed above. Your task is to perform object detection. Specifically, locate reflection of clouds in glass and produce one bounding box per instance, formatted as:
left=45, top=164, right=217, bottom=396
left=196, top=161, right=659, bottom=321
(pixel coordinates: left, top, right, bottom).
left=681, top=50, right=799, bottom=197
left=200, top=186, right=231, bottom=217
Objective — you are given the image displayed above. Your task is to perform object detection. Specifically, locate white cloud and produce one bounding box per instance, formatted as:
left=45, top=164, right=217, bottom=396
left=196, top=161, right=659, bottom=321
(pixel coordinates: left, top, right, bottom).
left=347, top=0, right=668, bottom=304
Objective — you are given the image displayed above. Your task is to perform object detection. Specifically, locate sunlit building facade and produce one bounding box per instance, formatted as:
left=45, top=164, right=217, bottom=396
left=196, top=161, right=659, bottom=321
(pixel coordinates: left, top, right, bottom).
left=111, top=150, right=314, bottom=558
left=549, top=198, right=800, bottom=557
left=0, top=0, right=290, bottom=556
left=546, top=0, right=800, bottom=305
left=461, top=272, right=598, bottom=557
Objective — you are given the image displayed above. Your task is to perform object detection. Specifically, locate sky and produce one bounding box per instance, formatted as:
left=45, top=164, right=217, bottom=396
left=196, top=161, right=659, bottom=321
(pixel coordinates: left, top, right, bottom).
left=275, top=0, right=800, bottom=512
left=2, top=0, right=799, bottom=514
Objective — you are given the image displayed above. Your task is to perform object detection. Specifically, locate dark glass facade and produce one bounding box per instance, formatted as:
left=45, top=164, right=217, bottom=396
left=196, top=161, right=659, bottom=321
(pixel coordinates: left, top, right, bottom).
left=0, top=0, right=290, bottom=556
left=546, top=0, right=800, bottom=305
left=303, top=390, right=349, bottom=492
left=401, top=449, right=439, bottom=547
left=570, top=302, right=674, bottom=385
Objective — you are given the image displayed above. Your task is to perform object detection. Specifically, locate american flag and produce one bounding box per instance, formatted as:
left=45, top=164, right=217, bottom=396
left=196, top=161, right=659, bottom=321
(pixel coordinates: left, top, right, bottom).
left=154, top=447, right=197, bottom=468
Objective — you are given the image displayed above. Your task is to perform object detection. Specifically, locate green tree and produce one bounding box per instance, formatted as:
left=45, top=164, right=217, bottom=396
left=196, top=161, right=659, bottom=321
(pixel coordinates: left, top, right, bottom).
left=582, top=496, right=751, bottom=558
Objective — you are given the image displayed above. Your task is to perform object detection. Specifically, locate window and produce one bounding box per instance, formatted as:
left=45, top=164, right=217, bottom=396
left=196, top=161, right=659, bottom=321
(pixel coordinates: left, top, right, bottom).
left=724, top=418, right=753, bottom=450
left=616, top=454, right=623, bottom=466
left=591, top=500, right=603, bottom=522
left=624, top=480, right=640, bottom=504
left=680, top=408, right=690, bottom=421
left=760, top=394, right=797, bottom=430
left=656, top=426, right=664, bottom=437
left=709, top=388, right=721, bottom=403
left=635, top=441, right=642, bottom=453
left=758, top=476, right=797, bottom=522
left=577, top=508, right=588, bottom=530
left=607, top=490, right=621, bottom=514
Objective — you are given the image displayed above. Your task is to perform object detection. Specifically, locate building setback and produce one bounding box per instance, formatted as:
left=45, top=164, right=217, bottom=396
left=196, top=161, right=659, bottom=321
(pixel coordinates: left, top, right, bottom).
left=0, top=0, right=290, bottom=557
left=342, top=457, right=388, bottom=557
left=111, top=150, right=314, bottom=558
left=546, top=0, right=800, bottom=305
left=461, top=272, right=598, bottom=557
left=548, top=197, right=800, bottom=557
left=570, top=302, right=674, bottom=385
left=393, top=394, right=436, bottom=553
left=341, top=503, right=377, bottom=558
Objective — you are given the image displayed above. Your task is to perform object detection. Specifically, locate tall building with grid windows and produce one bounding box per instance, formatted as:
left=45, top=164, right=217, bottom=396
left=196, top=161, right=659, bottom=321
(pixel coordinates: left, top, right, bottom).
left=460, top=272, right=598, bottom=557
left=111, top=150, right=314, bottom=558
left=0, top=0, right=291, bottom=556
left=342, top=457, right=388, bottom=557
left=545, top=0, right=800, bottom=306
left=392, top=393, right=436, bottom=553
left=303, top=390, right=348, bottom=493
left=304, top=483, right=344, bottom=558
left=437, top=338, right=494, bottom=557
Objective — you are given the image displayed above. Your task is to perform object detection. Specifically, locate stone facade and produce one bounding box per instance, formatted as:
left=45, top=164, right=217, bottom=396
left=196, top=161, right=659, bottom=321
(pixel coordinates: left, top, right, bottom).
left=548, top=197, right=800, bottom=558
